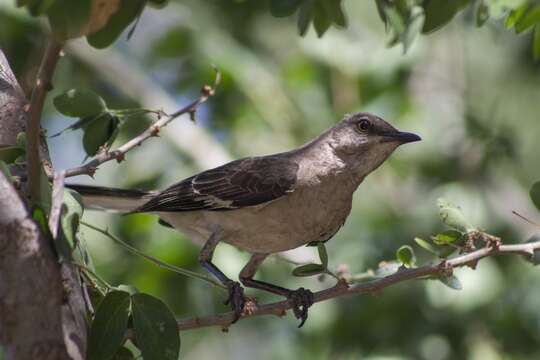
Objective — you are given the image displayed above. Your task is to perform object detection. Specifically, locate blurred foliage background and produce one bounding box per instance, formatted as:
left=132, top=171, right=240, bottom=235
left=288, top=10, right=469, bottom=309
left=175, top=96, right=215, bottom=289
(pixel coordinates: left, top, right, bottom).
left=2, top=0, right=540, bottom=359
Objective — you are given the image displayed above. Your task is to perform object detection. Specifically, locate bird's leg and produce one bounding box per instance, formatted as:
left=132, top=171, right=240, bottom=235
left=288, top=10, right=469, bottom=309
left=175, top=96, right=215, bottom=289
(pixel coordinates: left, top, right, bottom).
left=199, top=232, right=245, bottom=322
left=239, top=253, right=314, bottom=328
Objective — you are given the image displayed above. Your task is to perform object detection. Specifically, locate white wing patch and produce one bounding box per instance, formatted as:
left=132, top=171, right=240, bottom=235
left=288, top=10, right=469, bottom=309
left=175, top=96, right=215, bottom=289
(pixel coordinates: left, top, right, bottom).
left=195, top=194, right=236, bottom=209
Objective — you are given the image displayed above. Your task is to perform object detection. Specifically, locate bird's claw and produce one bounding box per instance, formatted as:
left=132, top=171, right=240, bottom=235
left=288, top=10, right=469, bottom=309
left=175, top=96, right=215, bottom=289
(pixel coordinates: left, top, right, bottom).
left=287, top=287, right=314, bottom=328
left=224, top=281, right=245, bottom=323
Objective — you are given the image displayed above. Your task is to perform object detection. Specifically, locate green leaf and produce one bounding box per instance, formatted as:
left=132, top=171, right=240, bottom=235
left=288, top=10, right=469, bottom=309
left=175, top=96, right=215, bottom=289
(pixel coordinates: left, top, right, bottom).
left=117, top=284, right=140, bottom=296
left=530, top=180, right=540, bottom=211
left=147, top=0, right=168, bottom=9
left=422, top=0, right=465, bottom=34
left=533, top=25, right=540, bottom=60
left=438, top=245, right=457, bottom=258
left=396, top=245, right=416, bottom=268
left=383, top=5, right=406, bottom=35
left=47, top=0, right=91, bottom=40
left=270, top=0, right=302, bottom=17
left=313, top=0, right=332, bottom=37
left=505, top=3, right=528, bottom=29
left=292, top=263, right=325, bottom=277
left=17, top=0, right=55, bottom=16
left=432, top=230, right=462, bottom=245
left=112, top=346, right=134, bottom=360
left=131, top=293, right=180, bottom=360
left=82, top=113, right=120, bottom=157
left=88, top=286, right=106, bottom=313
left=515, top=3, right=540, bottom=33
left=414, top=237, right=439, bottom=255
left=297, top=0, right=314, bottom=36
left=39, top=166, right=52, bottom=213
left=87, top=291, right=131, bottom=360
left=0, top=161, right=12, bottom=180
left=476, top=1, right=489, bottom=26
left=437, top=198, right=475, bottom=232
left=402, top=6, right=425, bottom=52
left=54, top=89, right=107, bottom=118
left=86, top=0, right=146, bottom=49
left=51, top=115, right=98, bottom=138
left=321, top=0, right=347, bottom=27
left=0, top=146, right=24, bottom=164
left=73, top=231, right=95, bottom=271
left=59, top=189, right=84, bottom=252
left=16, top=132, right=26, bottom=148
left=439, top=274, right=462, bottom=290
left=32, top=206, right=50, bottom=237
left=317, top=242, right=328, bottom=268
left=375, top=0, right=387, bottom=25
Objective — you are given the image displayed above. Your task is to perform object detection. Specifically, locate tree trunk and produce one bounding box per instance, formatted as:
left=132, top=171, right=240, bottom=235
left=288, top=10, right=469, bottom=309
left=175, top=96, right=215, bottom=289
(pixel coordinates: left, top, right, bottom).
left=0, top=49, right=87, bottom=359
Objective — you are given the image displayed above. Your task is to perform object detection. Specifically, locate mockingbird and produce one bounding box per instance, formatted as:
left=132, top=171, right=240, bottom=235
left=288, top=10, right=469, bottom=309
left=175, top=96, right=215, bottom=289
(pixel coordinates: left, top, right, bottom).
left=70, top=112, right=420, bottom=326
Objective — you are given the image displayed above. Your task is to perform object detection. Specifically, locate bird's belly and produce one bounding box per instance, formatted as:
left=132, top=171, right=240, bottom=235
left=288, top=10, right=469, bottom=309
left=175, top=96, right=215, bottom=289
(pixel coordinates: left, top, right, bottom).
left=217, top=188, right=353, bottom=253
left=158, top=185, right=353, bottom=254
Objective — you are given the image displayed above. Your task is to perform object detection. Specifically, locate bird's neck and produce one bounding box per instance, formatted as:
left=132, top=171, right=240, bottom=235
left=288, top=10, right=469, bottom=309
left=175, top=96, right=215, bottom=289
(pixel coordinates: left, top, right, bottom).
left=291, top=135, right=365, bottom=188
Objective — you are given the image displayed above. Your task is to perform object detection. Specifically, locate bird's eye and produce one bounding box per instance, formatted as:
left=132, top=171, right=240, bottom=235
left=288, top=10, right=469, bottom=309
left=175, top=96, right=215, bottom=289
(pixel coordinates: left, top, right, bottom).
left=357, top=119, right=371, bottom=132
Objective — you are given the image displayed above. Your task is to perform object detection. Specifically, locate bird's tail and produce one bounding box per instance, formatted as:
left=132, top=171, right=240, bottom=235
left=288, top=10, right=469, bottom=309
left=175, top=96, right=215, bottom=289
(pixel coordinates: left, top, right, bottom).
left=66, top=184, right=156, bottom=213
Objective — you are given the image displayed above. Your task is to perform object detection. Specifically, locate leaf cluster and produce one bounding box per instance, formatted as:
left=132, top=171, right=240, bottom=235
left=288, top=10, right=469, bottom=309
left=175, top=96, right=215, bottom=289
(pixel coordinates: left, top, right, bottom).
left=267, top=0, right=540, bottom=59
left=398, top=198, right=478, bottom=289
left=87, top=289, right=180, bottom=360
left=269, top=0, right=347, bottom=37
left=52, top=89, right=158, bottom=157
left=17, top=0, right=167, bottom=46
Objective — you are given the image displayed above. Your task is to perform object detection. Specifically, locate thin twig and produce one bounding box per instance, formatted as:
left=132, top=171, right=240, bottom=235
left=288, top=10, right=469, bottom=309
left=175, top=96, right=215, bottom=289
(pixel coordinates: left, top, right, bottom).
left=66, top=42, right=231, bottom=169
left=80, top=221, right=226, bottom=290
left=79, top=272, right=96, bottom=316
left=26, top=38, right=63, bottom=203
left=63, top=70, right=221, bottom=178
left=512, top=210, right=540, bottom=229
left=74, top=262, right=113, bottom=292
left=172, top=239, right=540, bottom=332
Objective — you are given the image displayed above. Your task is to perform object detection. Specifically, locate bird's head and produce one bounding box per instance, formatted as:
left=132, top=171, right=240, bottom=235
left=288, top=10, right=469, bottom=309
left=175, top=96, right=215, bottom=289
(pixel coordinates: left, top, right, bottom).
left=327, top=112, right=420, bottom=178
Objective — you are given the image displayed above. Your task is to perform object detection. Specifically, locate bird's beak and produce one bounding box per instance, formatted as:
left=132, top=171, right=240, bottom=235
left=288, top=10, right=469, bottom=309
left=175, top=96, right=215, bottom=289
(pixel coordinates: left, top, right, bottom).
left=381, top=131, right=421, bottom=144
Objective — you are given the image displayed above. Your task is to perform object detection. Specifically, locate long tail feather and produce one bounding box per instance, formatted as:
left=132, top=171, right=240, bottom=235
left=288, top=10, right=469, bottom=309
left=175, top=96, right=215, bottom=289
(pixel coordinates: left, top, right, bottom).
left=66, top=184, right=156, bottom=213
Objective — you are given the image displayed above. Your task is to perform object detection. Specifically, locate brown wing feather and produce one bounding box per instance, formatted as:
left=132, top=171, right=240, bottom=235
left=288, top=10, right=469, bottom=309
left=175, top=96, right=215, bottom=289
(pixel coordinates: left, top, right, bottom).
left=134, top=156, right=298, bottom=212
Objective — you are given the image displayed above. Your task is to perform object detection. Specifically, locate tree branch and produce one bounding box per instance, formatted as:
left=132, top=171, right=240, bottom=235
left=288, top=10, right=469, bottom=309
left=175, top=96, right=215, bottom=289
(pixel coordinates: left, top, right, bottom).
left=1, top=46, right=87, bottom=360
left=174, top=240, right=540, bottom=332
left=62, top=70, right=221, bottom=178
left=26, top=38, right=63, bottom=204
left=0, top=170, right=72, bottom=359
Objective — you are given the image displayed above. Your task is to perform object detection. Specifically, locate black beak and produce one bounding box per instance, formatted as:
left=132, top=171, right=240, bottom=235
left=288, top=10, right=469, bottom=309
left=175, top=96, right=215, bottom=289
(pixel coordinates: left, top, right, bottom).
left=381, top=131, right=421, bottom=144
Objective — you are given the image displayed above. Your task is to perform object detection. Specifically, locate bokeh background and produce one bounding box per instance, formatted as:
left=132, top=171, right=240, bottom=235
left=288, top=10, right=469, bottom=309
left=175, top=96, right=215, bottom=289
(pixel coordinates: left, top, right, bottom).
left=2, top=1, right=540, bottom=359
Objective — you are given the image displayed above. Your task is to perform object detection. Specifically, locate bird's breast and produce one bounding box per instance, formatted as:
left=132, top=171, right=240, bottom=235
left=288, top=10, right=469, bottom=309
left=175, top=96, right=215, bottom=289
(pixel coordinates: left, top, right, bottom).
left=216, top=179, right=355, bottom=253
left=159, top=178, right=358, bottom=254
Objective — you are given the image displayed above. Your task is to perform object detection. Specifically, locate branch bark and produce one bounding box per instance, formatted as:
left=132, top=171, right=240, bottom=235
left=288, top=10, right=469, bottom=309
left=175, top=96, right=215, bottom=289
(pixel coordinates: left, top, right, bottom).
left=26, top=39, right=63, bottom=204
left=0, top=171, right=71, bottom=359
left=173, top=241, right=540, bottom=332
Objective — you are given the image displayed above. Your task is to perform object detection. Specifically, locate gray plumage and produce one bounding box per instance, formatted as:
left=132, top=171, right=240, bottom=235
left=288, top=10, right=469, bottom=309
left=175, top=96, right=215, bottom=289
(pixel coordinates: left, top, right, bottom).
left=76, top=112, right=417, bottom=252
left=69, top=112, right=420, bottom=325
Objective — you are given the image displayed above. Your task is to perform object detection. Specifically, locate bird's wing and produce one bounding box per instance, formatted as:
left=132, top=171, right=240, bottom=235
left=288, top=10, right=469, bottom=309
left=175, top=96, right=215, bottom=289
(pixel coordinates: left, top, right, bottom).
left=134, top=156, right=299, bottom=212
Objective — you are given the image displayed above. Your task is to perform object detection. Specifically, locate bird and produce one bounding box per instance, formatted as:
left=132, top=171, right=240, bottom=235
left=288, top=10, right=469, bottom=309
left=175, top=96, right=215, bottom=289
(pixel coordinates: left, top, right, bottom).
left=69, top=112, right=421, bottom=327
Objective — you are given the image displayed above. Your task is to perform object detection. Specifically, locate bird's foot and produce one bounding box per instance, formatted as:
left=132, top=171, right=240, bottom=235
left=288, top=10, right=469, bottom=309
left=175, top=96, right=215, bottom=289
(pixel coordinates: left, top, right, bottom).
left=287, top=287, right=314, bottom=328
left=224, top=281, right=246, bottom=323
